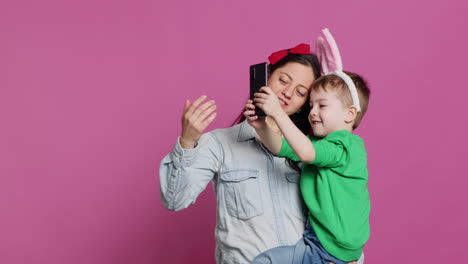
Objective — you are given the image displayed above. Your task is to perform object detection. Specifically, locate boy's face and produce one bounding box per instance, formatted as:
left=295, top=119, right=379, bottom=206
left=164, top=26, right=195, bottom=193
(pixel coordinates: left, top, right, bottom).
left=308, top=88, right=350, bottom=137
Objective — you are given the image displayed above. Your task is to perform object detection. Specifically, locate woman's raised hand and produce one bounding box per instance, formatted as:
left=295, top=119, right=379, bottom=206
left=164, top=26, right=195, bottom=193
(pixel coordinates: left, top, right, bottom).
left=180, top=96, right=217, bottom=149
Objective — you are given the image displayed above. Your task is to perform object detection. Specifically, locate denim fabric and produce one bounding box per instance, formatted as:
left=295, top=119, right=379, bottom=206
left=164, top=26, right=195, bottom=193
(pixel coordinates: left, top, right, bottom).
left=160, top=122, right=308, bottom=263
left=252, top=224, right=353, bottom=264
left=160, top=121, right=364, bottom=264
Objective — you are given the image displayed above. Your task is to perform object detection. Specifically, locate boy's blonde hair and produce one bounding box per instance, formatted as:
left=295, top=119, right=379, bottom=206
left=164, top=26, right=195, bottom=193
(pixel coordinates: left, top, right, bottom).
left=311, top=71, right=370, bottom=129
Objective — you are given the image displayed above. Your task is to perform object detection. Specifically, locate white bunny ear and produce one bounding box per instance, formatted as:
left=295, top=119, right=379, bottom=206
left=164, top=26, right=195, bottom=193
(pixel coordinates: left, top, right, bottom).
left=316, top=28, right=362, bottom=112
left=316, top=36, right=329, bottom=75
left=322, top=28, right=343, bottom=72
left=316, top=28, right=343, bottom=75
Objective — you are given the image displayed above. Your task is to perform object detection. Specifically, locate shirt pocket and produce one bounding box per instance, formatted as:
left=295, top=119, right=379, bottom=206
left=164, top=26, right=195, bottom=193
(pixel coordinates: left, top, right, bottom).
left=285, top=172, right=308, bottom=221
left=220, top=169, right=263, bottom=220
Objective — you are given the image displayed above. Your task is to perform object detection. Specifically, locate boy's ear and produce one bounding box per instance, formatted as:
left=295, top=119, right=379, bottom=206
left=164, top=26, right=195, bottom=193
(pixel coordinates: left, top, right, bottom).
left=345, top=105, right=358, bottom=124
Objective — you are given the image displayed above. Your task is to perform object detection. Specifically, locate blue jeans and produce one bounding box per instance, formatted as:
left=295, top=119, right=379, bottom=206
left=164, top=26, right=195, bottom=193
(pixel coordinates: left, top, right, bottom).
left=252, top=224, right=348, bottom=264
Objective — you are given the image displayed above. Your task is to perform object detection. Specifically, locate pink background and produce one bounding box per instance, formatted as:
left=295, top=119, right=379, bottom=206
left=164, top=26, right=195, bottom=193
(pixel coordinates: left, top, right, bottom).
left=1, top=0, right=467, bottom=263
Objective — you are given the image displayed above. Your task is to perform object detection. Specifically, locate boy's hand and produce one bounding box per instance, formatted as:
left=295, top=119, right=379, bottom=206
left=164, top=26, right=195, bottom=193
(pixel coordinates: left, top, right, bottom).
left=244, top=99, right=266, bottom=130
left=253, top=87, right=283, bottom=119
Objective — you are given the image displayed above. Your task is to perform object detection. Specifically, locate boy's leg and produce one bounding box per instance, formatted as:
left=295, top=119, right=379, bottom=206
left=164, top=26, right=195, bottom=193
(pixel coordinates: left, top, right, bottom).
left=302, top=225, right=349, bottom=264
left=251, top=235, right=312, bottom=264
left=251, top=245, right=295, bottom=264
left=252, top=224, right=359, bottom=264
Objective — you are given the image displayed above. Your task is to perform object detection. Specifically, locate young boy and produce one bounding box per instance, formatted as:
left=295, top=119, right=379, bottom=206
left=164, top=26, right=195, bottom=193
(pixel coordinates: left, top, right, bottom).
left=245, top=69, right=370, bottom=264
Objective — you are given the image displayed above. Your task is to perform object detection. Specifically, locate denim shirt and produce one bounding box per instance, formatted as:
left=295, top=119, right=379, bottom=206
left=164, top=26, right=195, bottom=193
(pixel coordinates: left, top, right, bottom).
left=159, top=122, right=364, bottom=264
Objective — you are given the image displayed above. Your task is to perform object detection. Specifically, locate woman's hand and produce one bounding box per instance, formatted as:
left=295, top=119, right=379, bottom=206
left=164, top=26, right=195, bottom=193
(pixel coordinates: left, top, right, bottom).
left=253, top=87, right=283, bottom=119
left=180, top=96, right=217, bottom=149
left=244, top=99, right=266, bottom=130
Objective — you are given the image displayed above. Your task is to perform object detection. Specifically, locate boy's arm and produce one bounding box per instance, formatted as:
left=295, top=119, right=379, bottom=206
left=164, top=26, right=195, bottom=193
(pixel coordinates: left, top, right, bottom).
left=255, top=123, right=282, bottom=155
left=253, top=87, right=316, bottom=163
left=273, top=111, right=316, bottom=163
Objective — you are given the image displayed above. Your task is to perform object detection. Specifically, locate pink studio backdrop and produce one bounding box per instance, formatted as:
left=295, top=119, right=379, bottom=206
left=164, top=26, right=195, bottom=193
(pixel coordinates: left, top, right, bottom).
left=1, top=0, right=467, bottom=263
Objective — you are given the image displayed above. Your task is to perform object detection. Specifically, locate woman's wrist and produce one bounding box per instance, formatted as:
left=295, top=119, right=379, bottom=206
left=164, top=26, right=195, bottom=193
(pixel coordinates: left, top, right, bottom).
left=179, top=136, right=197, bottom=149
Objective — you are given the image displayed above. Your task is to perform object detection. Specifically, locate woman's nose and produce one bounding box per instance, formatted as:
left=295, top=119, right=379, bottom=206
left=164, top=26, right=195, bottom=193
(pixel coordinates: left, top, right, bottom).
left=282, top=85, right=293, bottom=98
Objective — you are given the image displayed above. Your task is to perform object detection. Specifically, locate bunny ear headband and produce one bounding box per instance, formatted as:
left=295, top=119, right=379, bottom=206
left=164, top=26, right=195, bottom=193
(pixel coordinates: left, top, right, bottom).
left=316, top=28, right=361, bottom=112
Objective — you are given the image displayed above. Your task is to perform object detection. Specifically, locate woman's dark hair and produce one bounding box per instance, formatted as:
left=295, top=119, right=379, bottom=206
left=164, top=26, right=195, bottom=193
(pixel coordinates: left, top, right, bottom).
left=233, top=53, right=321, bottom=172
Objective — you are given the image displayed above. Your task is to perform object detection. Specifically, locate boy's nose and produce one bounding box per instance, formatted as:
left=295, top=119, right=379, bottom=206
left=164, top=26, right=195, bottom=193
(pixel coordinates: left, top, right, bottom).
left=309, top=109, right=317, bottom=116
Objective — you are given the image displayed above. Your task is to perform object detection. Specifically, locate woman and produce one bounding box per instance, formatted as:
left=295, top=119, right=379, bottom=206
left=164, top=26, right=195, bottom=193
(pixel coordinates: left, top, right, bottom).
left=159, top=45, right=362, bottom=264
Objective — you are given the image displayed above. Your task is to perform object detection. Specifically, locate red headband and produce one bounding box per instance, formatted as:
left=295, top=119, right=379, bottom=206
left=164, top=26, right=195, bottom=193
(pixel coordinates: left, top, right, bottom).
left=268, top=43, right=311, bottom=65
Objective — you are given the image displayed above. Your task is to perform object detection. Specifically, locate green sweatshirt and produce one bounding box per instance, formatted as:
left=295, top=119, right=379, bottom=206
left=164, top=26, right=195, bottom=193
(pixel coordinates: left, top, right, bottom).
left=278, top=130, right=370, bottom=261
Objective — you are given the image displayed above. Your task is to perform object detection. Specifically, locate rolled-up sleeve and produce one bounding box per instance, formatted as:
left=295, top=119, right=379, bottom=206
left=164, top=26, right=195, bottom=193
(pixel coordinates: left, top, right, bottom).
left=310, top=139, right=347, bottom=168
left=159, top=133, right=222, bottom=211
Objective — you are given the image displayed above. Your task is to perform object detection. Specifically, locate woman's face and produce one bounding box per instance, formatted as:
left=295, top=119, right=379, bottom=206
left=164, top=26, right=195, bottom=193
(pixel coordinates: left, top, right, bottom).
left=268, top=62, right=316, bottom=115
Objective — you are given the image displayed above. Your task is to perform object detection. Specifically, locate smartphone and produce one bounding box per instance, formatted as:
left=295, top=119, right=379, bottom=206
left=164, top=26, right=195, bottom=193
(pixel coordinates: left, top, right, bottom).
left=249, top=62, right=268, bottom=117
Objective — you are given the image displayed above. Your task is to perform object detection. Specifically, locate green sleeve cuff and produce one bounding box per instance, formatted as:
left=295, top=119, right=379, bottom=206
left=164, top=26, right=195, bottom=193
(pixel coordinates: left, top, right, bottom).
left=277, top=137, right=301, bottom=162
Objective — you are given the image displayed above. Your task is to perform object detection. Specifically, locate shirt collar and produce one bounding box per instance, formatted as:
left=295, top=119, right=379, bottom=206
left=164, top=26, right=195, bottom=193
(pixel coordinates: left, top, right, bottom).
left=237, top=120, right=256, bottom=142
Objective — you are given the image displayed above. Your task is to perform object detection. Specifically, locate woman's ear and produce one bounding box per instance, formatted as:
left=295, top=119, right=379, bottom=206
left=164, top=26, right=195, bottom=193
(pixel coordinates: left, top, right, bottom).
left=345, top=105, right=358, bottom=124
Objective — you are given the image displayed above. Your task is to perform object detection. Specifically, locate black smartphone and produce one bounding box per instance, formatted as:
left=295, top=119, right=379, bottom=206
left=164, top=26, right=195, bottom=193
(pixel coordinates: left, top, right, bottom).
left=249, top=62, right=268, bottom=117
